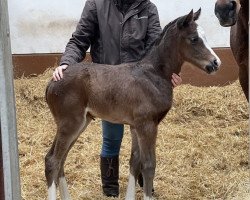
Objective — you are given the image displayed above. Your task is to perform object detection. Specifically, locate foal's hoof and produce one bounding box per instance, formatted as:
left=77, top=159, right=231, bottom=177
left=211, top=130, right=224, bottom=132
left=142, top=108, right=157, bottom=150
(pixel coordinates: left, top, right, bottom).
left=103, top=190, right=119, bottom=198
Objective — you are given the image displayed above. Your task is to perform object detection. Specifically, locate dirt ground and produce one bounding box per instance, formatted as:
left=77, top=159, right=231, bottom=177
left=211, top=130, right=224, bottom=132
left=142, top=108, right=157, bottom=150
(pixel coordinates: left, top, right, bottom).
left=15, top=69, right=249, bottom=200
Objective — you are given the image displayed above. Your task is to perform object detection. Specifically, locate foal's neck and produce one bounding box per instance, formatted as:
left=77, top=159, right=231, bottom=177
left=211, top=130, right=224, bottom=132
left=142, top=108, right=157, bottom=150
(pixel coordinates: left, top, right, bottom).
left=144, top=34, right=183, bottom=79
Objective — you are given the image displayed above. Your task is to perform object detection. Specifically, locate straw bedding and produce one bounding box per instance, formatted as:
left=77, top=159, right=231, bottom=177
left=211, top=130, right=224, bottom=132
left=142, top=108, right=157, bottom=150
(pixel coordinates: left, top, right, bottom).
left=15, top=69, right=249, bottom=200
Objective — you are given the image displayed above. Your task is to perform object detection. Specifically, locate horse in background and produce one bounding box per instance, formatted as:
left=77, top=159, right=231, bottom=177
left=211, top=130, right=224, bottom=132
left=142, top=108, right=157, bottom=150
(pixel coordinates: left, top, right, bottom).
left=215, top=0, right=249, bottom=101
left=45, top=9, right=221, bottom=200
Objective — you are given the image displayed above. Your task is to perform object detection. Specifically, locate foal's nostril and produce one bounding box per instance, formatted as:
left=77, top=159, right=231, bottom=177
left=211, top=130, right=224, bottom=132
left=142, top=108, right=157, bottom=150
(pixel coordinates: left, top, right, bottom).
left=213, top=59, right=219, bottom=67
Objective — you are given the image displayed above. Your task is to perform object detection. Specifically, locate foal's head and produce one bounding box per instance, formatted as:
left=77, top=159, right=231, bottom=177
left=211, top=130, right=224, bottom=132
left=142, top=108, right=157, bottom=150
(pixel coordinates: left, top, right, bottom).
left=175, top=9, right=221, bottom=74
left=214, top=0, right=240, bottom=26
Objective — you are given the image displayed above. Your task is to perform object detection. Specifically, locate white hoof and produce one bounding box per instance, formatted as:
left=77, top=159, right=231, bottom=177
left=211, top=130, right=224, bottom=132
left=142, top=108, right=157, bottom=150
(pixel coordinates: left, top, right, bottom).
left=144, top=194, right=154, bottom=200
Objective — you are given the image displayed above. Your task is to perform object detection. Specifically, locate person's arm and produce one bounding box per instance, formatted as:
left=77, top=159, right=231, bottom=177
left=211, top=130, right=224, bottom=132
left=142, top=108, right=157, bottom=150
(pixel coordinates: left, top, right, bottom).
left=53, top=0, right=98, bottom=81
left=60, top=0, right=98, bottom=66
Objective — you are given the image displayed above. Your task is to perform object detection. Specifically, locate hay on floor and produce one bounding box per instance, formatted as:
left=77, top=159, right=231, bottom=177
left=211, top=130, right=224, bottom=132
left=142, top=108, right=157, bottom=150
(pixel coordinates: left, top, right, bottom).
left=15, top=69, right=249, bottom=200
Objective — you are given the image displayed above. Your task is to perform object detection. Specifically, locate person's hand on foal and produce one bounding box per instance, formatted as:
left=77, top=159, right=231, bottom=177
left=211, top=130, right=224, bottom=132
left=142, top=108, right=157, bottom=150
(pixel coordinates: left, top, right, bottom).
left=53, top=64, right=68, bottom=81
left=171, top=73, right=182, bottom=88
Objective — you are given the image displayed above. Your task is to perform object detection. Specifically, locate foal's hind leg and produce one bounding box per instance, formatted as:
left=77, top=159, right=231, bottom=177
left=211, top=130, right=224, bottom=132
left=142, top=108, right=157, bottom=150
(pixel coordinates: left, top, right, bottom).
left=125, top=126, right=141, bottom=200
left=58, top=114, right=92, bottom=200
left=136, top=121, right=157, bottom=200
left=45, top=108, right=90, bottom=200
left=45, top=137, right=58, bottom=200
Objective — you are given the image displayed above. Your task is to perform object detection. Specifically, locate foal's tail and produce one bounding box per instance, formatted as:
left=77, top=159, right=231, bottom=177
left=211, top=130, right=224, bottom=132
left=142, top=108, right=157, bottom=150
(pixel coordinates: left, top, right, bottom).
left=45, top=79, right=60, bottom=120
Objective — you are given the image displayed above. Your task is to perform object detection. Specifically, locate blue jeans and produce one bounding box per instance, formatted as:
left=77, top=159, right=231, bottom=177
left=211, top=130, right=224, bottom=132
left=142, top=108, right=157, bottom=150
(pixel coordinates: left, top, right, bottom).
left=101, top=120, right=124, bottom=157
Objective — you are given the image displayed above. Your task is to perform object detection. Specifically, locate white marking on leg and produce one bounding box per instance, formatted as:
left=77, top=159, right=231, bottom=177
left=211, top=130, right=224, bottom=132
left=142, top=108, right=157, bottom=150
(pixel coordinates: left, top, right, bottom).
left=144, top=194, right=153, bottom=200
left=125, top=173, right=136, bottom=200
left=197, top=26, right=222, bottom=66
left=59, top=177, right=71, bottom=200
left=48, top=181, right=56, bottom=200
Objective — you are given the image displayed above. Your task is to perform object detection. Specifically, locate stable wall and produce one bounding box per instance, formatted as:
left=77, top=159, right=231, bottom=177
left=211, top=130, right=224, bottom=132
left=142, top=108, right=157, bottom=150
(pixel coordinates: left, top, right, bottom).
left=8, top=0, right=238, bottom=86
left=9, top=0, right=230, bottom=54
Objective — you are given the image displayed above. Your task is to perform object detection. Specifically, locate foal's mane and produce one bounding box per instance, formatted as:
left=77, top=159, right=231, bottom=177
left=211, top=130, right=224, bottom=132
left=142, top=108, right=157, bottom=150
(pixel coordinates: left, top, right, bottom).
left=143, top=17, right=182, bottom=61
left=153, top=17, right=180, bottom=46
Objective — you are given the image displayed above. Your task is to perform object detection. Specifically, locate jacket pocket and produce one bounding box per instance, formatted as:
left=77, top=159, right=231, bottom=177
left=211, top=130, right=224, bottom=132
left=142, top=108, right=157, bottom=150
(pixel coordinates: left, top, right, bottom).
left=131, top=14, right=148, bottom=39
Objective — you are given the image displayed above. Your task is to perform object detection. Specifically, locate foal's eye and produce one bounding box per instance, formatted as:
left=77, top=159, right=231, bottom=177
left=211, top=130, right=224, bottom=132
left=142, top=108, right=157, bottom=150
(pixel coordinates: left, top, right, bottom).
left=190, top=37, right=199, bottom=44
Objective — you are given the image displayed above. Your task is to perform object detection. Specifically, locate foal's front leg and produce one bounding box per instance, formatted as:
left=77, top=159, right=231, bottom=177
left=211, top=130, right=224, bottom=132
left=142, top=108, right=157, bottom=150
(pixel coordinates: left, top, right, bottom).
left=136, top=121, right=157, bottom=200
left=125, top=127, right=141, bottom=200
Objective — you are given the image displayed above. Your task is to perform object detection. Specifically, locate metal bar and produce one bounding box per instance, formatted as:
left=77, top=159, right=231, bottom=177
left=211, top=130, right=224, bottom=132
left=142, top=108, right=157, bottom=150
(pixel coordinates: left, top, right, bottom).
left=0, top=124, right=5, bottom=200
left=0, top=0, right=21, bottom=199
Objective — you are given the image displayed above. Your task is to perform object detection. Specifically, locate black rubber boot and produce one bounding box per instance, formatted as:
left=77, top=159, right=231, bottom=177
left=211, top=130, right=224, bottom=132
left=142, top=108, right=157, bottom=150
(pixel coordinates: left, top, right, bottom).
left=100, top=156, right=119, bottom=197
left=137, top=173, right=155, bottom=195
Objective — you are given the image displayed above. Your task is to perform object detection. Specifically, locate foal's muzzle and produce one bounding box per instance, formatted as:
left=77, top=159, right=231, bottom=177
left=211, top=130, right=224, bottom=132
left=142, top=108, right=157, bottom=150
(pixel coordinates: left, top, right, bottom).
left=205, top=59, right=220, bottom=74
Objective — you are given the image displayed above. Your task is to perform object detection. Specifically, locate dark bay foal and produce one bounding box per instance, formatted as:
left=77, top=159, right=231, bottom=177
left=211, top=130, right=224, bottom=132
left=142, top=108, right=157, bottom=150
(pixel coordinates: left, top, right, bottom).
left=45, top=9, right=221, bottom=200
left=215, top=0, right=249, bottom=101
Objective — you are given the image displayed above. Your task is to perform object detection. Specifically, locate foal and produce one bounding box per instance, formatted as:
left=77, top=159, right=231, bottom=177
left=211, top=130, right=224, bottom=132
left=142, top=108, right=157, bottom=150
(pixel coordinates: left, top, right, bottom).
left=215, top=0, right=249, bottom=101
left=45, top=9, right=221, bottom=200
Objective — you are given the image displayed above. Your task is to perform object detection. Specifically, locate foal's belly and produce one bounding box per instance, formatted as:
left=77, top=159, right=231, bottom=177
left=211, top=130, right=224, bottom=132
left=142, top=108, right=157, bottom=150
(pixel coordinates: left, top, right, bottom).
left=86, top=93, right=172, bottom=126
left=86, top=106, right=134, bottom=125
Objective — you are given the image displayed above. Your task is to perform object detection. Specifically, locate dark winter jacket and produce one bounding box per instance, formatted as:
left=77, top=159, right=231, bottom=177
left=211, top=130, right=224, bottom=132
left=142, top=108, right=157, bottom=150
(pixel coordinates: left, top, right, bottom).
left=60, top=0, right=162, bottom=66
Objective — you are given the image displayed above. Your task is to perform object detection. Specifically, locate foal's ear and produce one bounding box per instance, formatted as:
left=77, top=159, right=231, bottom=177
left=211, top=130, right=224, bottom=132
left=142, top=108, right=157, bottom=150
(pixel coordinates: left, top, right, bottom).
left=177, top=9, right=194, bottom=29
left=193, top=8, right=201, bottom=21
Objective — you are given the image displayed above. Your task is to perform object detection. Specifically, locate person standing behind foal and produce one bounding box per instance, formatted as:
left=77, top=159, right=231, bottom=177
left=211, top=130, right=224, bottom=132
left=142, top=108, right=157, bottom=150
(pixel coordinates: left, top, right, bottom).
left=52, top=0, right=182, bottom=197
